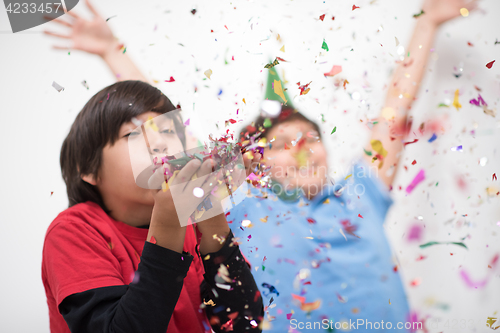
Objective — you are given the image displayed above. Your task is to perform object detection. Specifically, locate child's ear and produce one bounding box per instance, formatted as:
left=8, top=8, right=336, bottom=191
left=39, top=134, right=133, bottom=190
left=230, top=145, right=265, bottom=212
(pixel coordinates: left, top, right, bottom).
left=81, top=174, right=97, bottom=186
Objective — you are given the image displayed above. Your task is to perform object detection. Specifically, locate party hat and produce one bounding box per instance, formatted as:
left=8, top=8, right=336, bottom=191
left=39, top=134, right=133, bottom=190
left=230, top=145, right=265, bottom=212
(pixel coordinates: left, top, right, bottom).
left=263, top=62, right=294, bottom=110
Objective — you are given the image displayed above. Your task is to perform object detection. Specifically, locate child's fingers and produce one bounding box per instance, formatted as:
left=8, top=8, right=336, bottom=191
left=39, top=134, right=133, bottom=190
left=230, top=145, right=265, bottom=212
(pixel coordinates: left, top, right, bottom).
left=197, top=158, right=216, bottom=178
left=85, top=0, right=102, bottom=18
left=44, top=16, right=73, bottom=27
left=171, top=159, right=202, bottom=185
left=65, top=8, right=82, bottom=20
left=147, top=166, right=165, bottom=190
left=43, top=30, right=70, bottom=39
left=243, top=151, right=261, bottom=176
left=249, top=153, right=262, bottom=176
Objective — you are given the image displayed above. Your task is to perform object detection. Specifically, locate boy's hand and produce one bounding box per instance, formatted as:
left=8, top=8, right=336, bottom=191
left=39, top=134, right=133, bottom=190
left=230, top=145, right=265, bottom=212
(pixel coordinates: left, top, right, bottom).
left=422, top=0, right=478, bottom=27
left=243, top=151, right=262, bottom=177
left=148, top=158, right=219, bottom=228
left=43, top=0, right=116, bottom=58
left=195, top=150, right=262, bottom=254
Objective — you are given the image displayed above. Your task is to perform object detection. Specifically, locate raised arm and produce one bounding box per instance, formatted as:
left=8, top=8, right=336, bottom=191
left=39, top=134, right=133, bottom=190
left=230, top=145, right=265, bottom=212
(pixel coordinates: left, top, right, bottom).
left=363, top=0, right=478, bottom=189
left=43, top=0, right=151, bottom=83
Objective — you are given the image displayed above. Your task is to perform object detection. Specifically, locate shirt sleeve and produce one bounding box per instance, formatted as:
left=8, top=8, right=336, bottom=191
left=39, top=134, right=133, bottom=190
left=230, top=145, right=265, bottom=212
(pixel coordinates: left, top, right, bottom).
left=44, top=220, right=194, bottom=333
left=198, top=229, right=263, bottom=332
left=349, top=157, right=394, bottom=219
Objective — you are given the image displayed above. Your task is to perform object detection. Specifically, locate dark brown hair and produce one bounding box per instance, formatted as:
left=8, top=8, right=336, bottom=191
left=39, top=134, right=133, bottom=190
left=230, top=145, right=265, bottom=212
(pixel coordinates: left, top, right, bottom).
left=239, top=106, right=322, bottom=142
left=60, top=80, right=185, bottom=214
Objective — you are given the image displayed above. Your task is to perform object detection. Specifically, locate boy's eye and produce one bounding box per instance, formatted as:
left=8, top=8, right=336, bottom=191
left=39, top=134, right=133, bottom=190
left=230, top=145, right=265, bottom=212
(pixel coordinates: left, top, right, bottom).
left=124, top=131, right=140, bottom=138
left=160, top=128, right=175, bottom=134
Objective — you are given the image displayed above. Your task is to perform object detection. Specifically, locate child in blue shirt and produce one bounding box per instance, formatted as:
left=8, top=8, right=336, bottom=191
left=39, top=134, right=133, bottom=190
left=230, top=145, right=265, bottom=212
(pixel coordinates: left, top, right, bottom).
left=232, top=111, right=409, bottom=331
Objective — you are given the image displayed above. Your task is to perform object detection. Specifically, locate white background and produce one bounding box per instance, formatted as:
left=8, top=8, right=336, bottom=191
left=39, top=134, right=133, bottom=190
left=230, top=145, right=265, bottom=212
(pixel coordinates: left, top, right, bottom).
left=0, top=0, right=499, bottom=332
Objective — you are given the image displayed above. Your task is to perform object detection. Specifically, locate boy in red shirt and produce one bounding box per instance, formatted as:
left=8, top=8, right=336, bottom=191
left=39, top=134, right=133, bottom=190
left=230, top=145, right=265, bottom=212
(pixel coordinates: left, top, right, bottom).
left=42, top=80, right=263, bottom=332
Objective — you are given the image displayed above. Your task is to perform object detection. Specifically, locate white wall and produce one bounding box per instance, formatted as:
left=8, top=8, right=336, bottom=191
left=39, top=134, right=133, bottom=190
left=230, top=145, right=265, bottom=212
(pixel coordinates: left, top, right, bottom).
left=0, top=0, right=499, bottom=332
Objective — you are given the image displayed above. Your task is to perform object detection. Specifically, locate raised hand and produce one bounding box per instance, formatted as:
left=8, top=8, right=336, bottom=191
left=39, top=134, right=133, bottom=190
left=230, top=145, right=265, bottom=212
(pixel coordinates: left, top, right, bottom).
left=43, top=0, right=116, bottom=57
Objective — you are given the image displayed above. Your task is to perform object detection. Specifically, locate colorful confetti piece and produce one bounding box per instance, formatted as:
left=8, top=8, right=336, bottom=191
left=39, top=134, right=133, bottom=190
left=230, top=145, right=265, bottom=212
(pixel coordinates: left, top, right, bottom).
left=452, top=89, right=462, bottom=110
left=321, top=39, right=329, bottom=52
left=204, top=69, right=213, bottom=79
left=324, top=65, right=342, bottom=77
left=406, top=169, right=425, bottom=194
left=52, top=81, right=64, bottom=92
left=419, top=241, right=467, bottom=249
left=273, top=80, right=287, bottom=104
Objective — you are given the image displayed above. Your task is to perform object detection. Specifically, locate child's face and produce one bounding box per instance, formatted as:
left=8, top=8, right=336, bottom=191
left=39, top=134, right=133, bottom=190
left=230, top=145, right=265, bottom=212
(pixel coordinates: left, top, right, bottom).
left=93, top=111, right=184, bottom=222
left=264, top=119, right=328, bottom=196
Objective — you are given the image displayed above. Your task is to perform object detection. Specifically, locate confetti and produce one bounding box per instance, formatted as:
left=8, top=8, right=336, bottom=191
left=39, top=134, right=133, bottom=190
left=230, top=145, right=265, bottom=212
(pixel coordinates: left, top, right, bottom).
left=262, top=282, right=279, bottom=296
left=352, top=5, right=360, bottom=10
left=450, top=145, right=463, bottom=152
left=407, top=224, right=423, bottom=241
left=358, top=214, right=363, bottom=218
left=165, top=76, right=175, bottom=82
left=459, top=8, right=469, bottom=17
left=280, top=45, right=285, bottom=52
left=52, top=81, right=64, bottom=92
left=105, top=15, right=117, bottom=22
left=184, top=118, right=190, bottom=126
left=263, top=118, right=272, bottom=128
left=144, top=116, right=159, bottom=132
left=419, top=241, right=468, bottom=249
left=486, top=317, right=500, bottom=330
left=404, top=139, right=419, bottom=146
left=264, top=58, right=280, bottom=69
left=81, top=80, right=89, bottom=90
left=321, top=39, right=329, bottom=52
left=413, top=10, right=424, bottom=18
left=339, top=228, right=347, bottom=241
left=319, top=14, right=325, bottom=21
left=298, top=81, right=312, bottom=95
left=273, top=80, right=287, bottom=104
left=370, top=140, right=388, bottom=157
left=131, top=117, right=143, bottom=127
left=469, top=94, right=487, bottom=107
left=300, top=299, right=321, bottom=312
left=324, top=65, right=342, bottom=77
left=150, top=236, right=157, bottom=244
left=486, top=60, right=495, bottom=69
left=452, top=89, right=462, bottom=110
left=406, top=169, right=425, bottom=194
left=331, top=126, right=337, bottom=134
left=428, top=133, right=437, bottom=142
left=204, top=69, right=213, bottom=79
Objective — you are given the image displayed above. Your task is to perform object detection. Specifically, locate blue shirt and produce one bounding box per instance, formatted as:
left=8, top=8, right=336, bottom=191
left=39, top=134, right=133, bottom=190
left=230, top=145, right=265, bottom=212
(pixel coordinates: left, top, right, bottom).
left=229, top=159, right=410, bottom=332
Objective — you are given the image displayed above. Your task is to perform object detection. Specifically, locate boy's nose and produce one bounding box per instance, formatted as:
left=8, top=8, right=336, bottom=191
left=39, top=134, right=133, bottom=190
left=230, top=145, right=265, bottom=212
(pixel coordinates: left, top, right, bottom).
left=146, top=132, right=168, bottom=155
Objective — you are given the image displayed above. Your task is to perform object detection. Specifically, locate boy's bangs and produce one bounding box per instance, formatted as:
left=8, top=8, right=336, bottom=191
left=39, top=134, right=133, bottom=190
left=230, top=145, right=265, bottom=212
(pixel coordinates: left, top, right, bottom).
left=103, top=84, right=179, bottom=146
